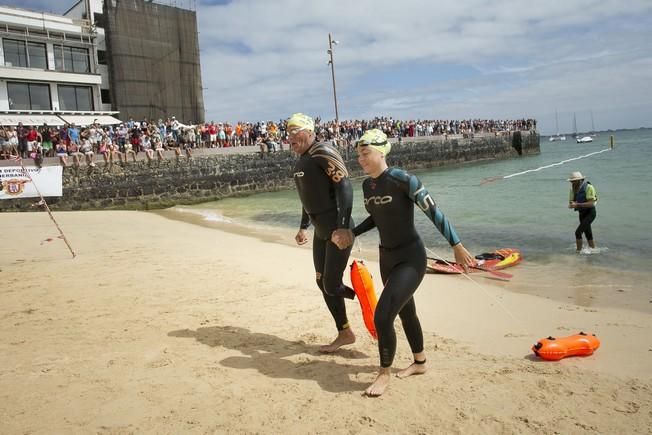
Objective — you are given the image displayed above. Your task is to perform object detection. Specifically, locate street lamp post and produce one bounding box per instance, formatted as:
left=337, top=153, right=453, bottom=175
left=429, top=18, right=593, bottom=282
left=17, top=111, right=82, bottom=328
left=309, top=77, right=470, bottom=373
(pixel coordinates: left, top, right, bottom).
left=327, top=33, right=339, bottom=141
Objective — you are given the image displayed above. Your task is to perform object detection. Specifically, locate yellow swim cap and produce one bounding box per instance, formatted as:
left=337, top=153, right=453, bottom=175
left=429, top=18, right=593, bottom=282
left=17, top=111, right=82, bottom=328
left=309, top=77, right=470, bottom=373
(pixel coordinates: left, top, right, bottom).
left=357, top=129, right=391, bottom=156
left=286, top=113, right=315, bottom=132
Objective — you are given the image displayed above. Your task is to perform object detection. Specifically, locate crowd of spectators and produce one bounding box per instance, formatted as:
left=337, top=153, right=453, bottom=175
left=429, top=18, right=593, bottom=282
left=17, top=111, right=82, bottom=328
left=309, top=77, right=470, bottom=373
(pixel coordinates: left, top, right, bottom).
left=315, top=117, right=537, bottom=142
left=0, top=116, right=536, bottom=166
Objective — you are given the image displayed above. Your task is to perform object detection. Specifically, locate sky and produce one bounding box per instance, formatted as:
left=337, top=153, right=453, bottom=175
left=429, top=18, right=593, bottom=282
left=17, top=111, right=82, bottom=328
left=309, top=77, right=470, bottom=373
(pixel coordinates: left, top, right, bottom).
left=5, top=0, right=652, bottom=134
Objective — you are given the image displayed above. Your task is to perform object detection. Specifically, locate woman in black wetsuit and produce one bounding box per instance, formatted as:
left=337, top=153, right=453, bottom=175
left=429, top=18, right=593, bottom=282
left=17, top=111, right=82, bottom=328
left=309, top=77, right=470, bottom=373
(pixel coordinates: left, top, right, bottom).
left=332, top=129, right=475, bottom=396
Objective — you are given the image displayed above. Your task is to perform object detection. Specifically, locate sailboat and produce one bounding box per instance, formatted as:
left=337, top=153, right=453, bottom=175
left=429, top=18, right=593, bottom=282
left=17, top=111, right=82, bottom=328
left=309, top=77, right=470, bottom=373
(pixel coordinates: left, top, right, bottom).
left=577, top=135, right=593, bottom=143
left=589, top=111, right=598, bottom=138
left=548, top=109, right=566, bottom=142
left=574, top=112, right=593, bottom=143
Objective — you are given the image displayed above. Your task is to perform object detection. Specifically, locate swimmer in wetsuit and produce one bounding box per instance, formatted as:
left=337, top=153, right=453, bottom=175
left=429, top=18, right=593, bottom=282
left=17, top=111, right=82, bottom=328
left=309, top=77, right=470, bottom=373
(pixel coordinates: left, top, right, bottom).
left=332, top=129, right=475, bottom=396
left=288, top=113, right=357, bottom=353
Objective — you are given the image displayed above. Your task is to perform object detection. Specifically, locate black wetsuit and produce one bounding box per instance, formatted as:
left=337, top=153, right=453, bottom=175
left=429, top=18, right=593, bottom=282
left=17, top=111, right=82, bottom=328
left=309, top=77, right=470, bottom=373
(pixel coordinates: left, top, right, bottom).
left=294, top=141, right=355, bottom=331
left=353, top=168, right=461, bottom=367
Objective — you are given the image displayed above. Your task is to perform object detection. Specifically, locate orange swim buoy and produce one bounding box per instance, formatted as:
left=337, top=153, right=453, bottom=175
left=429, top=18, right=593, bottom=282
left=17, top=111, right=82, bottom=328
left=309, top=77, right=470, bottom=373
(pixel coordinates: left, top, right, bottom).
left=532, top=332, right=600, bottom=361
left=350, top=260, right=378, bottom=339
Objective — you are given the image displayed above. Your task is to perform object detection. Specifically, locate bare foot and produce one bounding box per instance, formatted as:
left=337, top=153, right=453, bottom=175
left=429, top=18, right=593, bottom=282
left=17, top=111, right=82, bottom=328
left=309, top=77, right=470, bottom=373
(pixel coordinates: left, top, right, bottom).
left=396, top=360, right=427, bottom=378
left=319, top=328, right=355, bottom=353
left=365, top=368, right=391, bottom=397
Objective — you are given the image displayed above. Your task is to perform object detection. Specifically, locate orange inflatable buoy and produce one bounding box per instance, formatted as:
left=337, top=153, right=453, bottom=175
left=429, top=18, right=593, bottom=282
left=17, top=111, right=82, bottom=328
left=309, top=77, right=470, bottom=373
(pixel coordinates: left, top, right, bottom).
left=532, top=332, right=600, bottom=361
left=350, top=260, right=378, bottom=339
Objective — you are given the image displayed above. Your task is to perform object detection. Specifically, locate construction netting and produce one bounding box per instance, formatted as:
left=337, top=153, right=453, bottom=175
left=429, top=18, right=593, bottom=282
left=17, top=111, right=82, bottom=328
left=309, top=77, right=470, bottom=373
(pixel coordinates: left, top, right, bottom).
left=103, top=0, right=205, bottom=123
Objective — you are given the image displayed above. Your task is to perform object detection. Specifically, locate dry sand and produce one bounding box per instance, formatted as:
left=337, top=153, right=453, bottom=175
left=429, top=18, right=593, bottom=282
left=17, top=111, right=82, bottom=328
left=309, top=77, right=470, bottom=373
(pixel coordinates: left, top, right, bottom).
left=1, top=210, right=650, bottom=434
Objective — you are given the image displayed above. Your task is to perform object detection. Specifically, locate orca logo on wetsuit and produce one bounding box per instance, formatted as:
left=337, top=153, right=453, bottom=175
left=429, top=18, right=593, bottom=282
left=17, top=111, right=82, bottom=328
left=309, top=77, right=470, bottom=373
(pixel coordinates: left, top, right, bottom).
left=364, top=195, right=393, bottom=205
left=293, top=171, right=305, bottom=178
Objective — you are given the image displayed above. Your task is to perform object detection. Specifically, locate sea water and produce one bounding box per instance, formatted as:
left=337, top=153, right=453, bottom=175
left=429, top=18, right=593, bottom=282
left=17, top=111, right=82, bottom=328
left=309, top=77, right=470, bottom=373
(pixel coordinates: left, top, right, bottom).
left=157, top=129, right=652, bottom=313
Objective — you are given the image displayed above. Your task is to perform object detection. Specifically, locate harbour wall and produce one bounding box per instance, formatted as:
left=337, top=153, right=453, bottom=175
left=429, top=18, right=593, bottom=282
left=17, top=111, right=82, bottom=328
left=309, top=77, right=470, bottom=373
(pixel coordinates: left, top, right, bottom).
left=0, top=131, right=539, bottom=212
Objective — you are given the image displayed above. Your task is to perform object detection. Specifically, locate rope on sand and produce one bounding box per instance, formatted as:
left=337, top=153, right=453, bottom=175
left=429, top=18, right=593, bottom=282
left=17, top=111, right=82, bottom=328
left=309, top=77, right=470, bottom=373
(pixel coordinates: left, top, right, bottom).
left=424, top=246, right=531, bottom=335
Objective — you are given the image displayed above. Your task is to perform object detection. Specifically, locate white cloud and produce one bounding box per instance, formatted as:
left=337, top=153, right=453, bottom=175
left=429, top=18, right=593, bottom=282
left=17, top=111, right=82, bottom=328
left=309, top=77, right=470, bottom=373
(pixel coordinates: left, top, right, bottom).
left=5, top=0, right=652, bottom=132
left=195, top=0, right=652, bottom=132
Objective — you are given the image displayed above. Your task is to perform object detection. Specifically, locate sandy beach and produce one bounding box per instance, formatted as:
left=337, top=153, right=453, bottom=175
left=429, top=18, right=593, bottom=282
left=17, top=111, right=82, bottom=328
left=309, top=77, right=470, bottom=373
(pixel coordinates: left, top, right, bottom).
left=1, top=210, right=651, bottom=434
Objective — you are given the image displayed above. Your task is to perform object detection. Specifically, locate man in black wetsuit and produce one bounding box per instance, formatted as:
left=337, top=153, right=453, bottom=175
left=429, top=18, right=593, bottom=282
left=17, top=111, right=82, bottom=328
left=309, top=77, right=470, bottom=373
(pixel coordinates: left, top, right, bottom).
left=332, top=128, right=475, bottom=396
left=288, top=113, right=357, bottom=353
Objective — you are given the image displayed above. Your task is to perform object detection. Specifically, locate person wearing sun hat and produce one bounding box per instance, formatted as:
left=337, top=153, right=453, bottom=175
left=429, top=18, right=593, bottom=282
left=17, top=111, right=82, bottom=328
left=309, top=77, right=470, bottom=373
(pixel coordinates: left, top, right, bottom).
left=287, top=112, right=358, bottom=353
left=568, top=171, right=598, bottom=251
left=331, top=128, right=475, bottom=397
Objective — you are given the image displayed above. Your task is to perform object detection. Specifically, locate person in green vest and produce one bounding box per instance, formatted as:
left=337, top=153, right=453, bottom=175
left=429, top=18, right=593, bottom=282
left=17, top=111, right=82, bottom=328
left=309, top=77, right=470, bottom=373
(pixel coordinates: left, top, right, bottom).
left=568, top=171, right=598, bottom=252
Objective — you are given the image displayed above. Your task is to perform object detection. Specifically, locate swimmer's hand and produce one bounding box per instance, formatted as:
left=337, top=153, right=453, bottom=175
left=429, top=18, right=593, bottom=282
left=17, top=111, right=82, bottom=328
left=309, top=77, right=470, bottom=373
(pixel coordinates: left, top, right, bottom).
left=453, top=243, right=475, bottom=273
left=331, top=229, right=354, bottom=250
left=295, top=229, right=309, bottom=245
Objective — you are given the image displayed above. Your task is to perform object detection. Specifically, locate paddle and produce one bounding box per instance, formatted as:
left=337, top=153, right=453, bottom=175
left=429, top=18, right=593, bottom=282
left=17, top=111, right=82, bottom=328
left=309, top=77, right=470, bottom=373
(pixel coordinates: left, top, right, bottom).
left=427, top=257, right=513, bottom=280
left=470, top=265, right=513, bottom=280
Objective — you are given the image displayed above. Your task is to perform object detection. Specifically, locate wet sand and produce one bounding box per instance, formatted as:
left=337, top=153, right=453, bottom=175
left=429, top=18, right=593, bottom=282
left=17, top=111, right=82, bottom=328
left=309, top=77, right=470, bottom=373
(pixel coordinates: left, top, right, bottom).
left=158, top=206, right=652, bottom=315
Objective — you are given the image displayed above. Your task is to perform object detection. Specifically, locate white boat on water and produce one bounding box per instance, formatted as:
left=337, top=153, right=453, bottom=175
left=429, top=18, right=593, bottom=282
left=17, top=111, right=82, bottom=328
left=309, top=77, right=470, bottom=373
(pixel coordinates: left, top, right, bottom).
left=573, top=112, right=593, bottom=143
left=549, top=109, right=567, bottom=142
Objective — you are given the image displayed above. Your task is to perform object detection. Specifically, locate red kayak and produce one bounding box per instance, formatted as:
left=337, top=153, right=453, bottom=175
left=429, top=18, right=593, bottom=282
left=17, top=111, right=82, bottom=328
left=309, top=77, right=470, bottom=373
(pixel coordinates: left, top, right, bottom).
left=427, top=248, right=521, bottom=274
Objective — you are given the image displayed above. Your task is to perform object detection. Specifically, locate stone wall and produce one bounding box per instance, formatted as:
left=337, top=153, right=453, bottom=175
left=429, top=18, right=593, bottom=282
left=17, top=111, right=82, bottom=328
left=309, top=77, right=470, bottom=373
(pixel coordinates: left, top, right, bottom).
left=0, top=131, right=539, bottom=212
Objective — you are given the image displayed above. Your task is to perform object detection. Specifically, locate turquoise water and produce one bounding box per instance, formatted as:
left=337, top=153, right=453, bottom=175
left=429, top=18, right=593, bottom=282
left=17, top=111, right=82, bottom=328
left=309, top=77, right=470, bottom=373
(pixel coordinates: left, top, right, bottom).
left=169, top=129, right=651, bottom=267
left=158, top=129, right=652, bottom=312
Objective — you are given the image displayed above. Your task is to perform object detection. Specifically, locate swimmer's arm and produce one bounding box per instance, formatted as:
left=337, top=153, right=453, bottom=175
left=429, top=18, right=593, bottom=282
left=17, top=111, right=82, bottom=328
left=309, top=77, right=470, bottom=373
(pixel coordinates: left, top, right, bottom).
left=352, top=215, right=376, bottom=237
left=333, top=177, right=353, bottom=229
left=400, top=172, right=474, bottom=269
left=403, top=172, right=461, bottom=246
left=299, top=207, right=310, bottom=229
left=313, top=150, right=352, bottom=228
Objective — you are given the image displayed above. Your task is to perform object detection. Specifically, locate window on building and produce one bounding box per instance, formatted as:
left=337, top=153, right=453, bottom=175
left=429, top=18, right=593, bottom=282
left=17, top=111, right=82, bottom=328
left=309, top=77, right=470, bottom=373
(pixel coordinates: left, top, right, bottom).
left=100, top=89, right=111, bottom=104
left=2, top=39, right=47, bottom=69
left=58, top=85, right=93, bottom=111
left=97, top=49, right=107, bottom=65
left=27, top=42, right=48, bottom=69
left=3, top=39, right=27, bottom=67
left=7, top=82, right=52, bottom=110
left=53, top=45, right=90, bottom=73
left=72, top=47, right=90, bottom=72
left=93, top=13, right=105, bottom=28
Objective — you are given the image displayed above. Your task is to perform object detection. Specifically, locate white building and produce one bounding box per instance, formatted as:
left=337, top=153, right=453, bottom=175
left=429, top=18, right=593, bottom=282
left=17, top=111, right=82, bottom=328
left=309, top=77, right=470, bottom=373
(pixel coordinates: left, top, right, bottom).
left=0, top=0, right=120, bottom=127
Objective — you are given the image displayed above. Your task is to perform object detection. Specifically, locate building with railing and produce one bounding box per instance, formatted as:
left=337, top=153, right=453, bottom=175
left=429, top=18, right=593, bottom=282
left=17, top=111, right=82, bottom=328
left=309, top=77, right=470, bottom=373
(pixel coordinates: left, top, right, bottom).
left=0, top=0, right=204, bottom=127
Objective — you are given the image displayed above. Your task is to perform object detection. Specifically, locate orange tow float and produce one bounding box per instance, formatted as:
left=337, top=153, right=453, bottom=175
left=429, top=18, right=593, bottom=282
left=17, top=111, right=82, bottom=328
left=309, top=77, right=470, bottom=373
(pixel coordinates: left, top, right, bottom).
left=350, top=260, right=378, bottom=339
left=532, top=332, right=601, bottom=361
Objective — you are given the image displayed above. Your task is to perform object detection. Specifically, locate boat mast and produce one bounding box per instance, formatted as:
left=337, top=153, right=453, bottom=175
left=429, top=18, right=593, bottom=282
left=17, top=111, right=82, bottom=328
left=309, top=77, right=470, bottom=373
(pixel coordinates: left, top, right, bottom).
left=573, top=113, right=577, bottom=137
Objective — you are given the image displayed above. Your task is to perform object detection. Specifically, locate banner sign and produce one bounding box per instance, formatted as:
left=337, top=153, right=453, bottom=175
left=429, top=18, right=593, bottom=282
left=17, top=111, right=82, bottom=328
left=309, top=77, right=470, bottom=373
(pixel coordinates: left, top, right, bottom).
left=0, top=165, right=63, bottom=199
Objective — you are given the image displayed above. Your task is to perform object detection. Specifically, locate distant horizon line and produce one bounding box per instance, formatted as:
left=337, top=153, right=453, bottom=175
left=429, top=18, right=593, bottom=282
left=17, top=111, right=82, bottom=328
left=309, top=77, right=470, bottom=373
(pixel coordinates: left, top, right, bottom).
left=543, top=126, right=651, bottom=136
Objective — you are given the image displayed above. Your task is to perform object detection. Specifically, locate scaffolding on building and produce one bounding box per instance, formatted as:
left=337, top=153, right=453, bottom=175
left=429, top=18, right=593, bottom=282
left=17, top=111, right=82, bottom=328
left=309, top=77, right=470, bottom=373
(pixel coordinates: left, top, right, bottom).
left=103, top=0, right=204, bottom=123
left=141, top=0, right=197, bottom=12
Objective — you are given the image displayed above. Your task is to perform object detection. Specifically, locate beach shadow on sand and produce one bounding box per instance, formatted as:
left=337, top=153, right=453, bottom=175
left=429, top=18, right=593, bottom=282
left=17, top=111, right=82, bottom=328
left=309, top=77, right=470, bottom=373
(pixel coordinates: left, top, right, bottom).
left=168, top=326, right=375, bottom=393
